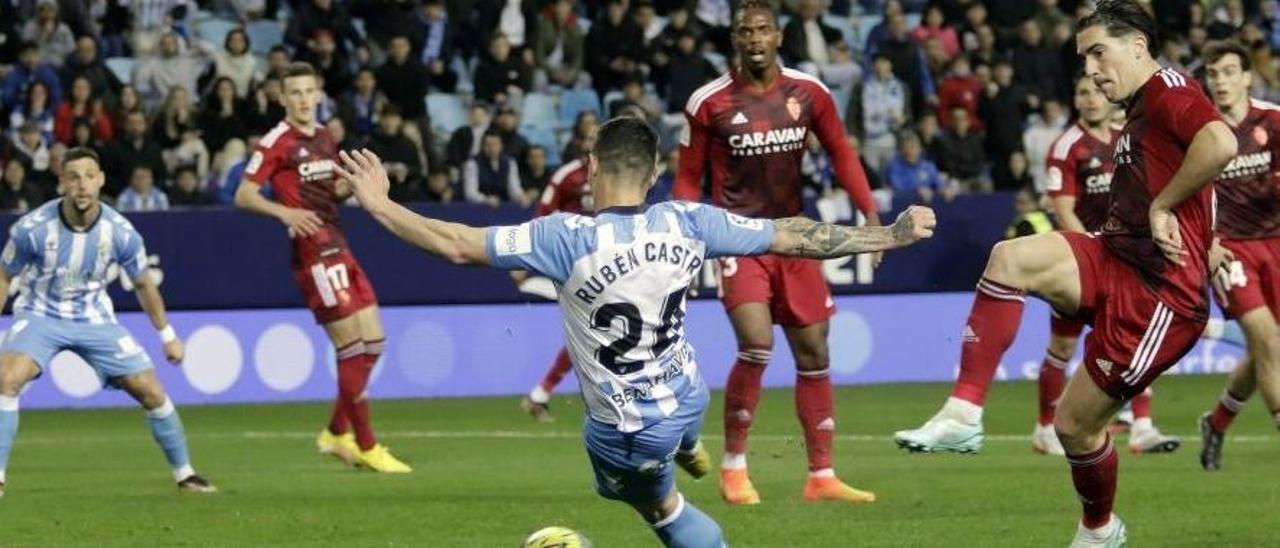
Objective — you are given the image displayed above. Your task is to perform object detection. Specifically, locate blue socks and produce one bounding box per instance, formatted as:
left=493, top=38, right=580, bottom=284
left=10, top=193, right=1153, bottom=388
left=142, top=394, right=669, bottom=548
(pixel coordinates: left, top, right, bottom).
left=0, top=395, right=18, bottom=482
left=653, top=494, right=725, bottom=548
left=146, top=397, right=193, bottom=481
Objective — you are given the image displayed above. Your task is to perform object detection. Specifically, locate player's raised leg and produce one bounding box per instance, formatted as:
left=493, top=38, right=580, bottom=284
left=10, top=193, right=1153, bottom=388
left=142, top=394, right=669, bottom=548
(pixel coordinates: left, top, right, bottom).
left=324, top=308, right=409, bottom=473
left=522, top=348, right=572, bottom=422
left=719, top=300, right=773, bottom=505
left=0, top=354, right=40, bottom=497
left=784, top=322, right=874, bottom=503
left=115, top=370, right=215, bottom=493
left=895, top=232, right=1081, bottom=453
left=1126, top=388, right=1181, bottom=454
left=1055, top=365, right=1127, bottom=548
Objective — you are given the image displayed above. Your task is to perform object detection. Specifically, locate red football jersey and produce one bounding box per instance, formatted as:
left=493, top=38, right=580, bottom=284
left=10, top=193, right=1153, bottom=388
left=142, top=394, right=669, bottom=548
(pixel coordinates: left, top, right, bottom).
left=674, top=67, right=875, bottom=219
left=244, top=120, right=347, bottom=269
left=537, top=158, right=591, bottom=217
left=1045, top=122, right=1118, bottom=232
left=1105, top=68, right=1223, bottom=321
left=1214, top=99, right=1280, bottom=241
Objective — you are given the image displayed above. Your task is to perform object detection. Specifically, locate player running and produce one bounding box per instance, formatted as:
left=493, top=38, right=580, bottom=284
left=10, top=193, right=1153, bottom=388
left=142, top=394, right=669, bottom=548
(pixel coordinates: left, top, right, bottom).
left=674, top=0, right=882, bottom=505
left=518, top=145, right=592, bottom=423
left=895, top=2, right=1237, bottom=544
left=333, top=117, right=935, bottom=548
left=235, top=62, right=409, bottom=473
left=0, top=148, right=215, bottom=496
left=1196, top=40, right=1280, bottom=472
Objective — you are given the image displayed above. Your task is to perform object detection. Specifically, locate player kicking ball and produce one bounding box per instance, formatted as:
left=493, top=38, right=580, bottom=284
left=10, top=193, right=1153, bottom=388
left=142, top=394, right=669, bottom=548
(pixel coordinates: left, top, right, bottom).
left=0, top=148, right=214, bottom=496
left=235, top=62, right=409, bottom=473
left=333, top=117, right=935, bottom=548
left=894, top=2, right=1236, bottom=545
left=1194, top=40, right=1280, bottom=472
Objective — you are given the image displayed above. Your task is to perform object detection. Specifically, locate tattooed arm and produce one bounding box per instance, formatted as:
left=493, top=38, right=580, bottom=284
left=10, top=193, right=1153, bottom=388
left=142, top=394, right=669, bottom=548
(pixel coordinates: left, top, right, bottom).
left=769, top=206, right=936, bottom=259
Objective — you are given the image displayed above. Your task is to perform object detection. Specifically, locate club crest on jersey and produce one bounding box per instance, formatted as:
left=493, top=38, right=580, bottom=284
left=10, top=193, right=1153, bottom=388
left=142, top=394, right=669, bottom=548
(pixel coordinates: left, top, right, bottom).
left=786, top=96, right=802, bottom=121
left=1254, top=125, right=1269, bottom=146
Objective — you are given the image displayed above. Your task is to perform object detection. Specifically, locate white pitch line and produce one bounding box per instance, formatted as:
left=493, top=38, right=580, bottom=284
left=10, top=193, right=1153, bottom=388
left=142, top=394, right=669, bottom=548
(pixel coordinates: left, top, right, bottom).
left=14, top=430, right=1276, bottom=444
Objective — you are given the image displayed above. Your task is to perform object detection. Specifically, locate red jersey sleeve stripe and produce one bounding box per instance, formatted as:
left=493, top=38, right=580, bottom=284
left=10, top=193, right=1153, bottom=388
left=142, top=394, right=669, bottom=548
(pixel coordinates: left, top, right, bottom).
left=685, top=74, right=732, bottom=117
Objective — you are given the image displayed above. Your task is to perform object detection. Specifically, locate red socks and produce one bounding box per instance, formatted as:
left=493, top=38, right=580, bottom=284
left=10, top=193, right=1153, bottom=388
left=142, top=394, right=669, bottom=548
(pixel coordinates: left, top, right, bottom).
left=335, top=341, right=378, bottom=451
left=540, top=348, right=573, bottom=393
left=796, top=368, right=835, bottom=471
left=724, top=345, right=770, bottom=456
left=1209, top=389, right=1249, bottom=432
left=1131, top=388, right=1152, bottom=419
left=951, top=278, right=1027, bottom=406
left=1067, top=434, right=1118, bottom=529
left=1038, top=351, right=1068, bottom=426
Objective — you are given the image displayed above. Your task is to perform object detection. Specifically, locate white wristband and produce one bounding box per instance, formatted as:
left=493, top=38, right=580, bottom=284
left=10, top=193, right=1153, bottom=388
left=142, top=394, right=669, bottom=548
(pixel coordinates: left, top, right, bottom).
left=158, top=325, right=178, bottom=344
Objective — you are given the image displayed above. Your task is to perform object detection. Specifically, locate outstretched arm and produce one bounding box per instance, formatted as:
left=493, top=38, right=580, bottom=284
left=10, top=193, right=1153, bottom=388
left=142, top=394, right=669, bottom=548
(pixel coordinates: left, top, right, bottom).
left=335, top=149, right=491, bottom=265
left=133, top=274, right=184, bottom=365
left=770, top=206, right=935, bottom=259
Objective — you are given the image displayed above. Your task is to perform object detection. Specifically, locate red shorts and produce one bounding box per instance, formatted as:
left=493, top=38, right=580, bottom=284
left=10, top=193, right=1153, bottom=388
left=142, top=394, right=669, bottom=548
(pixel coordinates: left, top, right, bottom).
left=1063, top=232, right=1205, bottom=400
left=716, top=254, right=834, bottom=327
left=291, top=250, right=378, bottom=325
left=1216, top=237, right=1280, bottom=319
left=1049, top=309, right=1087, bottom=338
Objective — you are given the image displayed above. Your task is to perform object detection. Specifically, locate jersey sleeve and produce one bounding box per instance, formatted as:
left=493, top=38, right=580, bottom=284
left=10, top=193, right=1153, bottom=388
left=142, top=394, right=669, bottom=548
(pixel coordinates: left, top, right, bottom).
left=114, top=221, right=151, bottom=283
left=1044, top=138, right=1078, bottom=198
left=485, top=214, right=576, bottom=282
left=674, top=101, right=710, bottom=201
left=243, top=143, right=282, bottom=187
left=1157, top=88, right=1223, bottom=145
left=1, top=224, right=35, bottom=278
left=810, top=84, right=878, bottom=217
left=683, top=203, right=776, bottom=259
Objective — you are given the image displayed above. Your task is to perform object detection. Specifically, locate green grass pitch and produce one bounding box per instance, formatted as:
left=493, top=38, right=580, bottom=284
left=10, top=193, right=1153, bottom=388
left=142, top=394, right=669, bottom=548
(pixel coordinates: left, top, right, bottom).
left=0, top=374, right=1276, bottom=547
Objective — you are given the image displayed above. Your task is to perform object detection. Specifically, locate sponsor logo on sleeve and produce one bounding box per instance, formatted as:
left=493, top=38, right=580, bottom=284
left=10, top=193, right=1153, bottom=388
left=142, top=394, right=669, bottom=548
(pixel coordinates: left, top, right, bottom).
left=495, top=224, right=533, bottom=256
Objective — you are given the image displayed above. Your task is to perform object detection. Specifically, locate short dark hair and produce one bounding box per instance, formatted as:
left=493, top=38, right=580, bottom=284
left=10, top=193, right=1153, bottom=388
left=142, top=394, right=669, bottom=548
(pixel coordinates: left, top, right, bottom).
left=1203, top=40, right=1252, bottom=72
left=593, top=116, right=658, bottom=182
left=1077, top=0, right=1161, bottom=58
left=734, top=0, right=777, bottom=28
left=63, top=147, right=99, bottom=168
left=284, top=61, right=317, bottom=80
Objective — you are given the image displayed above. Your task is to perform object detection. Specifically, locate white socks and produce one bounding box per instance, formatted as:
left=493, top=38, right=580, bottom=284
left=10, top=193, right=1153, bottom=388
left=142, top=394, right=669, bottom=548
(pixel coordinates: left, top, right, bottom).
left=808, top=468, right=835, bottom=479
left=146, top=397, right=176, bottom=419
left=0, top=395, right=18, bottom=412
left=172, top=463, right=195, bottom=482
left=528, top=386, right=550, bottom=405
left=1079, top=515, right=1118, bottom=538
left=1130, top=417, right=1154, bottom=436
left=721, top=453, right=747, bottom=470
left=942, top=397, right=983, bottom=425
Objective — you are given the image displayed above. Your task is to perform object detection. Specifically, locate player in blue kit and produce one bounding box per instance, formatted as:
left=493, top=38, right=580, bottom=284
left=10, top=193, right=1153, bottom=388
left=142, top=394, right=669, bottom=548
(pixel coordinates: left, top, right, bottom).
left=333, top=118, right=935, bottom=548
left=0, top=148, right=214, bottom=497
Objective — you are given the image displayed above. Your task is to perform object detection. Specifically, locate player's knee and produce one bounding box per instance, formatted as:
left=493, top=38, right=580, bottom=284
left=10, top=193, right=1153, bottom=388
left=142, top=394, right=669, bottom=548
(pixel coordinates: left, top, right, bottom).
left=1047, top=337, right=1076, bottom=361
left=0, top=357, right=35, bottom=395
left=793, top=349, right=828, bottom=372
left=983, top=240, right=1030, bottom=285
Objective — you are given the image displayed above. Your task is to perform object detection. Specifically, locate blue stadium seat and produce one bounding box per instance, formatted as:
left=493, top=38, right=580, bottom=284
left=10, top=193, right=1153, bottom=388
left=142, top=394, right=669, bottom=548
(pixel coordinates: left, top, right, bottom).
left=521, top=92, right=560, bottom=131
left=559, top=89, right=601, bottom=128
left=105, top=57, right=135, bottom=83
left=521, top=124, right=561, bottom=167
left=426, top=93, right=468, bottom=136
left=199, top=18, right=238, bottom=47
left=245, top=20, right=284, bottom=55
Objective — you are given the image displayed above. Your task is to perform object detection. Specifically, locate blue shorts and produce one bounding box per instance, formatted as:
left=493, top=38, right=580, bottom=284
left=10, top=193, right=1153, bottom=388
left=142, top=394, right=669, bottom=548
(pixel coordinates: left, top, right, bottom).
left=583, top=381, right=710, bottom=504
left=1, top=315, right=153, bottom=388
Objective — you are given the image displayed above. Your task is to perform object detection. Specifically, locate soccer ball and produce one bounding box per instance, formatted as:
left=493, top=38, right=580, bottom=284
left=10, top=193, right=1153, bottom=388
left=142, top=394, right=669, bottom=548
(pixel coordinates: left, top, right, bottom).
left=522, top=526, right=592, bottom=548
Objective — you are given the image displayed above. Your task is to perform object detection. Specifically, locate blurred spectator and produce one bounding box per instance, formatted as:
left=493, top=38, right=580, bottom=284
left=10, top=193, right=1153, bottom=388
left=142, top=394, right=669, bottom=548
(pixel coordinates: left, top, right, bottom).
left=858, top=53, right=908, bottom=172
left=446, top=103, right=492, bottom=169
left=958, top=1, right=988, bottom=52
left=979, top=58, right=1034, bottom=175
left=534, top=0, right=586, bottom=90
left=994, top=150, right=1034, bottom=191
left=463, top=131, right=526, bottom=207
left=116, top=165, right=170, bottom=211
left=1208, top=0, right=1246, bottom=40
left=60, top=36, right=123, bottom=102
left=327, top=117, right=363, bottom=151
left=376, top=35, right=431, bottom=122
left=6, top=123, right=50, bottom=181
left=916, top=112, right=944, bottom=162
left=164, top=126, right=210, bottom=181
left=133, top=32, right=212, bottom=105
left=286, top=0, right=365, bottom=61
left=411, top=0, right=459, bottom=93
left=0, top=158, right=45, bottom=212
left=912, top=5, right=960, bottom=57
left=152, top=86, right=196, bottom=149
left=970, top=24, right=1001, bottom=67
left=213, top=28, right=262, bottom=98
left=1004, top=185, right=1052, bottom=239
left=10, top=81, right=56, bottom=143
left=799, top=134, right=833, bottom=193
left=585, top=0, right=644, bottom=96
left=214, top=137, right=252, bottom=205
left=868, top=10, right=935, bottom=114
left=936, top=106, right=986, bottom=190
left=520, top=144, right=551, bottom=202
left=652, top=6, right=703, bottom=57
left=782, top=0, right=843, bottom=68
left=368, top=105, right=426, bottom=203
left=936, top=56, right=982, bottom=131
left=884, top=131, right=944, bottom=203
left=264, top=46, right=291, bottom=80
left=1012, top=20, right=1065, bottom=102
left=648, top=148, right=677, bottom=204
left=22, top=0, right=74, bottom=68
left=490, top=105, right=529, bottom=166
left=562, top=109, right=599, bottom=163
left=658, top=30, right=719, bottom=113
left=474, top=32, right=532, bottom=105
left=54, top=76, right=113, bottom=145
left=299, top=30, right=353, bottom=98
left=246, top=78, right=286, bottom=134
left=608, top=77, right=661, bottom=122
left=424, top=168, right=456, bottom=203
left=338, top=69, right=388, bottom=140
left=167, top=165, right=212, bottom=207
left=864, top=0, right=902, bottom=54
left=1033, top=0, right=1071, bottom=40
left=68, top=118, right=105, bottom=151
left=818, top=40, right=862, bottom=98
left=2, top=41, right=62, bottom=113
left=477, top=0, right=530, bottom=50
left=1021, top=98, right=1067, bottom=192
left=104, top=111, right=167, bottom=196
left=128, top=0, right=192, bottom=55
left=355, top=0, right=419, bottom=50
left=199, top=77, right=250, bottom=153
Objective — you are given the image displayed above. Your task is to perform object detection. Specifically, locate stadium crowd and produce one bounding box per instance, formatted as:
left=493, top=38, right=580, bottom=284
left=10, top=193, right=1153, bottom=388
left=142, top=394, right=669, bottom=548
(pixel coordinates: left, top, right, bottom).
left=0, top=0, right=1270, bottom=213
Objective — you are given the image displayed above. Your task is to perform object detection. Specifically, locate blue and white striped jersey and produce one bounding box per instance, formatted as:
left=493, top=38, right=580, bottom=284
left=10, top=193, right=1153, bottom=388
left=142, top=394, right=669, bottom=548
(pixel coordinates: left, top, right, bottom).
left=487, top=201, right=775, bottom=432
left=1, top=200, right=150, bottom=323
